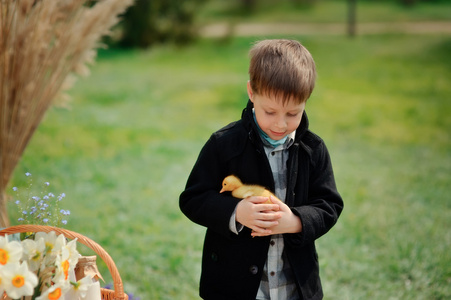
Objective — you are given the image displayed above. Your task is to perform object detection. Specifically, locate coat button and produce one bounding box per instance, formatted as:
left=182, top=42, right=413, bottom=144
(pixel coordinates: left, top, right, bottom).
left=211, top=252, right=218, bottom=262
left=249, top=265, right=258, bottom=275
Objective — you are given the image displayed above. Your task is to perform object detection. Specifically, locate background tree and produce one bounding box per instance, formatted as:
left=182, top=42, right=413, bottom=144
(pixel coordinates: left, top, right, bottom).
left=119, top=0, right=208, bottom=48
left=241, top=0, right=256, bottom=14
left=348, top=0, right=357, bottom=37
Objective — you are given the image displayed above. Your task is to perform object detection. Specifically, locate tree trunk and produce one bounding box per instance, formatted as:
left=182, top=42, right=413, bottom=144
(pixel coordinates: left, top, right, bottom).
left=347, top=0, right=357, bottom=37
left=242, top=0, right=256, bottom=14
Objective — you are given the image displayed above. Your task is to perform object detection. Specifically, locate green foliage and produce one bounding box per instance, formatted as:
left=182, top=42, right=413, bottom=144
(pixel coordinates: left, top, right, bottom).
left=6, top=27, right=451, bottom=300
left=119, top=0, right=208, bottom=48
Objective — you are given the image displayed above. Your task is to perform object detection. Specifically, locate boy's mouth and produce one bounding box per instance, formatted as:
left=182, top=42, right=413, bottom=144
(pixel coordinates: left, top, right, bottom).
left=270, top=130, right=286, bottom=139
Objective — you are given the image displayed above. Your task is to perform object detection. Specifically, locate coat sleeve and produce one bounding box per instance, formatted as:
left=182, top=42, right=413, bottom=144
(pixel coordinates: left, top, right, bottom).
left=179, top=135, right=241, bottom=238
left=287, top=140, right=344, bottom=247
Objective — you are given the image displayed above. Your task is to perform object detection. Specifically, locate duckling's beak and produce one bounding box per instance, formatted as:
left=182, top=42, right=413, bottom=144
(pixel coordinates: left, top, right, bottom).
left=219, top=187, right=225, bottom=193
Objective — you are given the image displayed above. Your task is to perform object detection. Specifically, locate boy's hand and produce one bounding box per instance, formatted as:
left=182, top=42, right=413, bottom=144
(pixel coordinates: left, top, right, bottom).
left=251, top=196, right=302, bottom=237
left=236, top=196, right=281, bottom=235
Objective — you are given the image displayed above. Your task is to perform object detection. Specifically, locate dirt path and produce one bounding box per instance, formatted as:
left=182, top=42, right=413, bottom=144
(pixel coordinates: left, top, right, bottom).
left=200, top=21, right=451, bottom=37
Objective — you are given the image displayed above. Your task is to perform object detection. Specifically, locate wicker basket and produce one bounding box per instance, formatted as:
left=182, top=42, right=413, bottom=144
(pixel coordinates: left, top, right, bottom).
left=0, top=225, right=128, bottom=300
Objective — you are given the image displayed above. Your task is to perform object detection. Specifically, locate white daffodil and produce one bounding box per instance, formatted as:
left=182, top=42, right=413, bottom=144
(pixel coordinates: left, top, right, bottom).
left=21, top=238, right=46, bottom=272
left=0, top=266, right=7, bottom=295
left=53, top=252, right=71, bottom=284
left=52, top=239, right=79, bottom=284
left=0, top=235, right=23, bottom=265
left=35, top=231, right=66, bottom=265
left=65, top=275, right=94, bottom=299
left=64, top=238, right=79, bottom=267
left=2, top=261, right=38, bottom=299
left=36, top=281, right=69, bottom=300
left=36, top=231, right=67, bottom=254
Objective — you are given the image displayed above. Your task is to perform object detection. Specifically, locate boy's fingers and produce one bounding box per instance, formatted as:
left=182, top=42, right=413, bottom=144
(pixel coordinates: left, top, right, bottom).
left=252, top=226, right=272, bottom=235
left=259, top=211, right=281, bottom=220
left=251, top=228, right=272, bottom=237
left=245, top=196, right=280, bottom=211
left=268, top=195, right=282, bottom=204
left=256, top=220, right=278, bottom=231
left=261, top=204, right=280, bottom=212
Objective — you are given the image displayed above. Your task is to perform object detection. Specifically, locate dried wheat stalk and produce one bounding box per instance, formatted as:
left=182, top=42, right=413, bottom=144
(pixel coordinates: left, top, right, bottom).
left=0, top=0, right=133, bottom=226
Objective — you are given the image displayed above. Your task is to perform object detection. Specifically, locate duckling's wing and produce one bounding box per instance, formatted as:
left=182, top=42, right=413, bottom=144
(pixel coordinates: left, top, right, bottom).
left=260, top=189, right=274, bottom=198
left=241, top=186, right=268, bottom=198
left=241, top=190, right=255, bottom=198
left=232, top=186, right=260, bottom=198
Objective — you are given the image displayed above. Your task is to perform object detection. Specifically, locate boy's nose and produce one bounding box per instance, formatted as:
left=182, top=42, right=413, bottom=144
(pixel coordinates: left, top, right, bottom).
left=275, top=117, right=287, bottom=129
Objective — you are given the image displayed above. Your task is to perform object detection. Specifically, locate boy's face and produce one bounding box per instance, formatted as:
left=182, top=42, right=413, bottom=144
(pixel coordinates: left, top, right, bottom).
left=247, top=81, right=305, bottom=141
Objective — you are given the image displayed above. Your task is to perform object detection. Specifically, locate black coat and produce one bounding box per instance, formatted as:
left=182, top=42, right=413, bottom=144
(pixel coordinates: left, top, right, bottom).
left=180, top=100, right=343, bottom=300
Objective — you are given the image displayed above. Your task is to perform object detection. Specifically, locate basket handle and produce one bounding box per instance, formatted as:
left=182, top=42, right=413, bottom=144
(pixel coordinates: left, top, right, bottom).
left=0, top=225, right=127, bottom=300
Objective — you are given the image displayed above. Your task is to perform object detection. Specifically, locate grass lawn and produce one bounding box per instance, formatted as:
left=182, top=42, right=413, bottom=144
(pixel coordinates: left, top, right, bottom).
left=6, top=30, right=451, bottom=300
left=199, top=0, right=451, bottom=23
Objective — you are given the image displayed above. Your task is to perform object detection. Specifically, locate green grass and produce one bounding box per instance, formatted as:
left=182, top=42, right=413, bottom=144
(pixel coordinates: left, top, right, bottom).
left=198, top=0, right=451, bottom=24
left=6, top=32, right=451, bottom=299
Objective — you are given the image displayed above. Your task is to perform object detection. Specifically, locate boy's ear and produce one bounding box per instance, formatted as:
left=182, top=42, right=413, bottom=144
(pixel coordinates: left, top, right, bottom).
left=247, top=80, right=254, bottom=102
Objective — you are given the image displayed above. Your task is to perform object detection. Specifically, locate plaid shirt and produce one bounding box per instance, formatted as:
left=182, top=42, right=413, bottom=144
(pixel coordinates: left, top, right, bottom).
left=229, top=131, right=299, bottom=300
left=256, top=132, right=298, bottom=300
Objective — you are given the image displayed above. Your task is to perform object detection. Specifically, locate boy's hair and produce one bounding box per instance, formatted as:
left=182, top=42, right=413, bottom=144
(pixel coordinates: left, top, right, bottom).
left=249, top=39, right=316, bottom=104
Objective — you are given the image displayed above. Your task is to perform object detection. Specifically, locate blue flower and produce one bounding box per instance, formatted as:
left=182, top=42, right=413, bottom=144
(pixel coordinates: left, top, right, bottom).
left=14, top=172, right=70, bottom=227
left=60, top=210, right=71, bottom=216
left=127, top=293, right=141, bottom=300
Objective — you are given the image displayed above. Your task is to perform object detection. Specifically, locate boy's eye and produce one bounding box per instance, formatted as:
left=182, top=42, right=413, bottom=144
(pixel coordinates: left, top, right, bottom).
left=287, top=113, right=299, bottom=117
left=265, top=111, right=275, bottom=115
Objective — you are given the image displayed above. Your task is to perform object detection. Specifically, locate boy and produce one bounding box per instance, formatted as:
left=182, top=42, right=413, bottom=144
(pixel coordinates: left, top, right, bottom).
left=180, top=39, right=343, bottom=300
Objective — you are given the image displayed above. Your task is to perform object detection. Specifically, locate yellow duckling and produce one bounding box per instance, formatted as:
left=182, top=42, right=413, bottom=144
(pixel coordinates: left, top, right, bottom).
left=220, top=175, right=279, bottom=206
